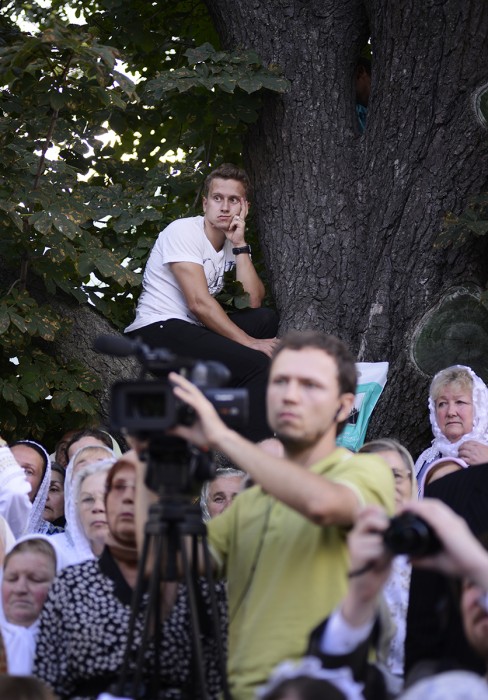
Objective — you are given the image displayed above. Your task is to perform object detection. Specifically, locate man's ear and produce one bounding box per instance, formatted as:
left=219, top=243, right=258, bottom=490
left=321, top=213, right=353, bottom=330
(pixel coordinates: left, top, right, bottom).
left=202, top=196, right=207, bottom=212
left=337, top=393, right=355, bottom=422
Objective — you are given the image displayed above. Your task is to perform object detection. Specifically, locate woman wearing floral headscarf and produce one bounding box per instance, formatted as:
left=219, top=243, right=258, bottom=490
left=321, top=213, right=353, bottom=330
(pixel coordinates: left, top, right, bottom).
left=414, top=365, right=488, bottom=490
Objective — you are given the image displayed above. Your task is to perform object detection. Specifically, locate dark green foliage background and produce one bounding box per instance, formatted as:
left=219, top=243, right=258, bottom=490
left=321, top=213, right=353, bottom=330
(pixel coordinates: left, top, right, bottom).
left=0, top=0, right=287, bottom=443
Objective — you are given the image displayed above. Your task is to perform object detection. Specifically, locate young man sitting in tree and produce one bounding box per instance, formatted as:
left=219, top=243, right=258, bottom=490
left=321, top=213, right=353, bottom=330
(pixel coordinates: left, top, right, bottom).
left=125, top=163, right=279, bottom=442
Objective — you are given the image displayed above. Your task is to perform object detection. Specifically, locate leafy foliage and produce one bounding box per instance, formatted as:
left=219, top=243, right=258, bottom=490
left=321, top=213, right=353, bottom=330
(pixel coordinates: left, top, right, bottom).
left=0, top=0, right=288, bottom=443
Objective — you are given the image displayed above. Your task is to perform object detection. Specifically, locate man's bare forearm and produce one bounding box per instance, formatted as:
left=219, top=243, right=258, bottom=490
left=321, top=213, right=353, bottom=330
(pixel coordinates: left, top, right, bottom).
left=234, top=254, right=265, bottom=307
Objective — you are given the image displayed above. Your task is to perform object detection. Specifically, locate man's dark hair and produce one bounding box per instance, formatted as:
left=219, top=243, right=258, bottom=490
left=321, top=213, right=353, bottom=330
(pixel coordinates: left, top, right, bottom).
left=50, top=461, right=66, bottom=479
left=203, top=163, right=253, bottom=200
left=64, top=428, right=113, bottom=464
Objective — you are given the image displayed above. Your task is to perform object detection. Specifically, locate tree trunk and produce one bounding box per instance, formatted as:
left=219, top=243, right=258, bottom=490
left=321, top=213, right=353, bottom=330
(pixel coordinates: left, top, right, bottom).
left=204, top=0, right=488, bottom=456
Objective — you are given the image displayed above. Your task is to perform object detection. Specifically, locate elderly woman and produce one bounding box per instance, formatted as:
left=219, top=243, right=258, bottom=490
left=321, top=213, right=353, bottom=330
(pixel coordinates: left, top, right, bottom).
left=200, top=466, right=246, bottom=522
left=34, top=456, right=225, bottom=700
left=51, top=459, right=113, bottom=567
left=359, top=438, right=418, bottom=694
left=415, top=365, right=488, bottom=487
left=49, top=445, right=115, bottom=553
left=0, top=536, right=58, bottom=674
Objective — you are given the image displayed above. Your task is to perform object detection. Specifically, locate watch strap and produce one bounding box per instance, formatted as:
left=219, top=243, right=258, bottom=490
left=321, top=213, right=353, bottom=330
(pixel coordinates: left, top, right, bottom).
left=232, top=245, right=252, bottom=256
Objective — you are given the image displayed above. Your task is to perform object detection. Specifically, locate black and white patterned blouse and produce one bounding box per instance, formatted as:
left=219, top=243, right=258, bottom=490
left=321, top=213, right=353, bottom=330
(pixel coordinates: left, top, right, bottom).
left=33, top=547, right=226, bottom=700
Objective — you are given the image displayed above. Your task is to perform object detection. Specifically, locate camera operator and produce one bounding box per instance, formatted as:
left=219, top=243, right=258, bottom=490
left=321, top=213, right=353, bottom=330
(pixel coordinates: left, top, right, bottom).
left=133, top=330, right=394, bottom=700
left=308, top=499, right=488, bottom=698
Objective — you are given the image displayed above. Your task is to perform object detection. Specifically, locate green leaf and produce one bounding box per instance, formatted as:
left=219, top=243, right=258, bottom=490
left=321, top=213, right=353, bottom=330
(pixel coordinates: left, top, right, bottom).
left=68, top=391, right=99, bottom=414
left=52, top=213, right=84, bottom=239
left=30, top=211, right=52, bottom=235
left=237, top=76, right=263, bottom=94
left=0, top=380, right=29, bottom=416
left=0, top=308, right=10, bottom=335
left=9, top=312, right=28, bottom=333
left=234, top=293, right=251, bottom=309
left=49, top=91, right=66, bottom=111
left=51, top=390, right=70, bottom=411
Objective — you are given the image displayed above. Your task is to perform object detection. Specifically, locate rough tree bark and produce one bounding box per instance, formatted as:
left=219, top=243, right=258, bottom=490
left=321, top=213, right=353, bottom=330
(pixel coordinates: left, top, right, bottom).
left=204, top=0, right=488, bottom=456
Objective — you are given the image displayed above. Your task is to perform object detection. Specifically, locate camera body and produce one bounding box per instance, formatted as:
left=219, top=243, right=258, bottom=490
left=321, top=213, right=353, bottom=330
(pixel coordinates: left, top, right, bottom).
left=110, top=379, right=248, bottom=435
left=383, top=512, right=442, bottom=557
left=93, top=334, right=249, bottom=492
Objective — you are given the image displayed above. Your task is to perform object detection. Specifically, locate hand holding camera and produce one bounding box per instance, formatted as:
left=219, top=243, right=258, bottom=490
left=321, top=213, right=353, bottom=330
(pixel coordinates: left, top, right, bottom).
left=398, top=499, right=488, bottom=586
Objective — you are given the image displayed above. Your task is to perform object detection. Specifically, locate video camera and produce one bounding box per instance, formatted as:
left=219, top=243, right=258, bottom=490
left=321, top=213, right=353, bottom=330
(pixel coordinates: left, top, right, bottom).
left=94, top=335, right=248, bottom=438
left=383, top=512, right=442, bottom=557
left=94, top=335, right=248, bottom=493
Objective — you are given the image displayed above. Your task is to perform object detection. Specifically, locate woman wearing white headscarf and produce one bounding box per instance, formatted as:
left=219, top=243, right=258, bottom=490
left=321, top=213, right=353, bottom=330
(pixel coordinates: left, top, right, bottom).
left=415, top=365, right=488, bottom=489
left=358, top=439, right=418, bottom=695
left=50, top=458, right=114, bottom=567
left=0, top=535, right=60, bottom=674
left=49, top=444, right=115, bottom=565
left=9, top=440, right=53, bottom=535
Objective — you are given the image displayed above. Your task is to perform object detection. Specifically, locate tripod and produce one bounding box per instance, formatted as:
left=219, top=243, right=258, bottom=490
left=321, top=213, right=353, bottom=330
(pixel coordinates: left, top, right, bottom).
left=115, top=443, right=231, bottom=700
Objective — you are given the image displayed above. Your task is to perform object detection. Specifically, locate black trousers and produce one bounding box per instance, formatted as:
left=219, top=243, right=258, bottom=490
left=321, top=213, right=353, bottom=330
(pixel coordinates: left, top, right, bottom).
left=127, top=308, right=279, bottom=442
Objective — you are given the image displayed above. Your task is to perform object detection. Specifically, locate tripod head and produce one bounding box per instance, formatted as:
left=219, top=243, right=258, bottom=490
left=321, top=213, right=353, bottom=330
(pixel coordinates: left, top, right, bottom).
left=141, top=434, right=215, bottom=497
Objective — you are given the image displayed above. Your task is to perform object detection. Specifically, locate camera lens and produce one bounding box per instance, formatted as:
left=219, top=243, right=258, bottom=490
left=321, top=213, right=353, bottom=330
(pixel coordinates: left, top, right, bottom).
left=383, top=512, right=442, bottom=557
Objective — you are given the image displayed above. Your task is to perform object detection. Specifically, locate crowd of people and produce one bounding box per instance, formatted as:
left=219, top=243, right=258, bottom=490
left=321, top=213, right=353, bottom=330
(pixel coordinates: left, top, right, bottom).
left=0, top=163, right=487, bottom=699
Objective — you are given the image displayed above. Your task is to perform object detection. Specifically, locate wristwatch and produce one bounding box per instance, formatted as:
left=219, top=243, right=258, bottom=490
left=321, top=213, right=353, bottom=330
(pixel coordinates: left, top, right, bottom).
left=232, top=245, right=252, bottom=256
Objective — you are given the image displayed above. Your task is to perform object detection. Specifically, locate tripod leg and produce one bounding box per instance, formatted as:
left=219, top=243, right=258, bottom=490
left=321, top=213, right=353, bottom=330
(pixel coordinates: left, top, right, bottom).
left=131, top=526, right=167, bottom=697
left=180, top=535, right=210, bottom=700
left=115, top=526, right=154, bottom=697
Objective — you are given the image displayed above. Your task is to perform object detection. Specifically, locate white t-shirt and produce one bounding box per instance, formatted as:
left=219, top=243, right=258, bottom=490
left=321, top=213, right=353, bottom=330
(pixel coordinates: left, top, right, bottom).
left=125, top=215, right=236, bottom=333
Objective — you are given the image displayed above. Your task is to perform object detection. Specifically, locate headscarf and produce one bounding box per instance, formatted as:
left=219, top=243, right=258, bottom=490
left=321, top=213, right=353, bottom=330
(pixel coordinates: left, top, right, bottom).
left=0, top=535, right=58, bottom=675
left=415, top=365, right=488, bottom=477
left=103, top=459, right=138, bottom=565
left=50, top=456, right=115, bottom=567
left=10, top=440, right=51, bottom=535
left=71, top=460, right=114, bottom=562
left=64, top=444, right=116, bottom=524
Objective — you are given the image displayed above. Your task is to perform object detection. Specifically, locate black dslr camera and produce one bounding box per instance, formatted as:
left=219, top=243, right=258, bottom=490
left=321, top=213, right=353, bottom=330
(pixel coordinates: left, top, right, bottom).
left=94, top=335, right=248, bottom=437
left=383, top=512, right=442, bottom=557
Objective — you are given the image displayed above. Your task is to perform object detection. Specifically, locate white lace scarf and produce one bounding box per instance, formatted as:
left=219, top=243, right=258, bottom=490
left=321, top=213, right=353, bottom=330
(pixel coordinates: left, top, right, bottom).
left=415, top=365, right=488, bottom=475
left=64, top=451, right=116, bottom=561
left=18, top=441, right=52, bottom=535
